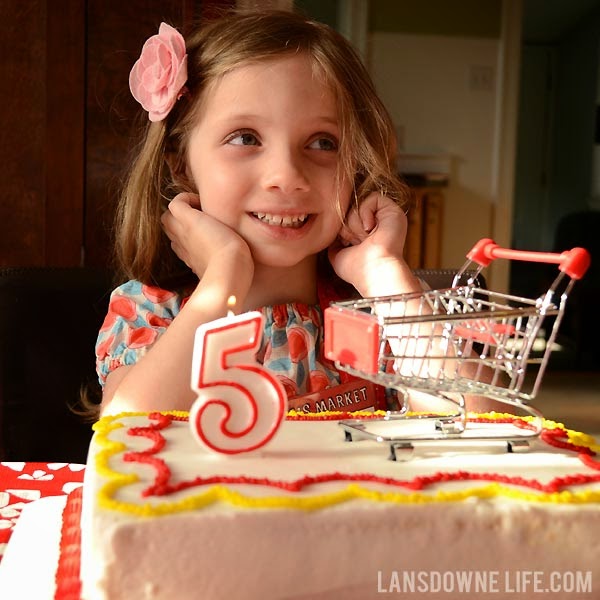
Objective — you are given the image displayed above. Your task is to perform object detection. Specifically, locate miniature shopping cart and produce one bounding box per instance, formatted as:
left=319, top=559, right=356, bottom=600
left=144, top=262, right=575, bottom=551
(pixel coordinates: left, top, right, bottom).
left=324, top=238, right=591, bottom=457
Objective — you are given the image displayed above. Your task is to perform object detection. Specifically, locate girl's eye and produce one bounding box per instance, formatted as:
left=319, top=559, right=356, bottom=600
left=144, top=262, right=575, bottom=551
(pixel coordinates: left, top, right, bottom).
left=308, top=136, right=338, bottom=151
left=227, top=131, right=260, bottom=146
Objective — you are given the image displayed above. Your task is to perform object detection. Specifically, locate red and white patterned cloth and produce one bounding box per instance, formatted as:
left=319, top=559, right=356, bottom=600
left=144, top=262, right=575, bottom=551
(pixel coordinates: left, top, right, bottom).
left=0, top=462, right=85, bottom=563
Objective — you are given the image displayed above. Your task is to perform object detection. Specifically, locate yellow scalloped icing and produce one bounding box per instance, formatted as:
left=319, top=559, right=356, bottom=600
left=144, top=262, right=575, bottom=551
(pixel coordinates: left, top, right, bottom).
left=93, top=411, right=600, bottom=516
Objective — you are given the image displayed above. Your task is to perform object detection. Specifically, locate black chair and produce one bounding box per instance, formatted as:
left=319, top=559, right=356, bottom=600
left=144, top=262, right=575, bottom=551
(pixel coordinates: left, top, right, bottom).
left=549, top=211, right=600, bottom=370
left=0, top=267, right=112, bottom=462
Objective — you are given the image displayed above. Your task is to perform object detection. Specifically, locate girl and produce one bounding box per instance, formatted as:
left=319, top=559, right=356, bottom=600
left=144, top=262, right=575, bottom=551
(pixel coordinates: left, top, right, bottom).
left=95, top=9, right=427, bottom=417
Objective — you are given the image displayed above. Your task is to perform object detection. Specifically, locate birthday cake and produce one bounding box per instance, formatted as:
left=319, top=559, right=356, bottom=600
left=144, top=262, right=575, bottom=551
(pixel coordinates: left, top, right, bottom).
left=66, top=410, right=600, bottom=600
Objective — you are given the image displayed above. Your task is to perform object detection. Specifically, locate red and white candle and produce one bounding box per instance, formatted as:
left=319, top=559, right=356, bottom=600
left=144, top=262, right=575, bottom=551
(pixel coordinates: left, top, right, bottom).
left=189, top=298, right=286, bottom=454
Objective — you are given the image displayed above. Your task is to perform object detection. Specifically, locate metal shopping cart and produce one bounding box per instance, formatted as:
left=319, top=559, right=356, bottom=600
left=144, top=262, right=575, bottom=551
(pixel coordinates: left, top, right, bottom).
left=324, top=238, right=591, bottom=457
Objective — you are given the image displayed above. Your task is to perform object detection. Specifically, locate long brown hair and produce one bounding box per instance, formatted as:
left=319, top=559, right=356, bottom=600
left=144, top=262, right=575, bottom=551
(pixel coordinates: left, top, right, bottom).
left=115, top=9, right=409, bottom=288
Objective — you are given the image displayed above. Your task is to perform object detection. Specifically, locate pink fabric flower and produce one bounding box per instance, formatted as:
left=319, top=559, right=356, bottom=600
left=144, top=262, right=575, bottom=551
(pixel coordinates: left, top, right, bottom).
left=129, top=22, right=188, bottom=122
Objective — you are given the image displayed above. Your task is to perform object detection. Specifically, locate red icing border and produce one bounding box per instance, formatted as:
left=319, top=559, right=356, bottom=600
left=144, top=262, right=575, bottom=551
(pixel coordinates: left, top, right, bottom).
left=55, top=487, right=83, bottom=600
left=122, top=412, right=600, bottom=498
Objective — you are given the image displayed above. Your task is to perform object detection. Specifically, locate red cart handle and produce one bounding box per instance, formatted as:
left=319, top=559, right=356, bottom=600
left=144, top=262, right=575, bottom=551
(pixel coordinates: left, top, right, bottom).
left=467, top=238, right=591, bottom=280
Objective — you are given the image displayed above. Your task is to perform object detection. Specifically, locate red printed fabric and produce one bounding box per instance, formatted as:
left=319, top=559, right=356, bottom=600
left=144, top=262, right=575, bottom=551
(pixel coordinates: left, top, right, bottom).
left=95, top=280, right=343, bottom=398
left=0, top=462, right=85, bottom=563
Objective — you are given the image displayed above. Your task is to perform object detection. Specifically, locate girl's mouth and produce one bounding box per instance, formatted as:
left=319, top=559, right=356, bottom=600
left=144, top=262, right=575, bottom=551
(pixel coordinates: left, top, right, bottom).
left=251, top=212, right=309, bottom=229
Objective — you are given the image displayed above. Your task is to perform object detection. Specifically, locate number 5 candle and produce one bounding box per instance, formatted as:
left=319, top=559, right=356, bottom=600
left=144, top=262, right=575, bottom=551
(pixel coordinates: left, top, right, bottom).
left=189, top=298, right=287, bottom=454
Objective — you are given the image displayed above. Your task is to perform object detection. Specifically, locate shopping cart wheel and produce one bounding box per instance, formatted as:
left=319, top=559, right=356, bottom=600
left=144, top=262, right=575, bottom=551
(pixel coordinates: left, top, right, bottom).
left=507, top=439, right=531, bottom=453
left=434, top=418, right=466, bottom=436
left=389, top=442, right=415, bottom=462
left=340, top=420, right=368, bottom=442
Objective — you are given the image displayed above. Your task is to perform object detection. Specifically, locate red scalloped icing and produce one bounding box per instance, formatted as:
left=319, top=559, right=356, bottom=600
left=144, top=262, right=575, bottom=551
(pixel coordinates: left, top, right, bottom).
left=122, top=412, right=600, bottom=498
left=54, top=487, right=83, bottom=600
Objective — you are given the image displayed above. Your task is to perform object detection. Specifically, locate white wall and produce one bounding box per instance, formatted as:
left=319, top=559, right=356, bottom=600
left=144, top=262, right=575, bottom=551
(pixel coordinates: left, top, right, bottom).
left=369, top=32, right=501, bottom=269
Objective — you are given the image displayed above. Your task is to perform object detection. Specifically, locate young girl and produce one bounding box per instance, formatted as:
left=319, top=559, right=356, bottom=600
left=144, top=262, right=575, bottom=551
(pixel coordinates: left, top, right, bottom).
left=95, top=9, right=429, bottom=417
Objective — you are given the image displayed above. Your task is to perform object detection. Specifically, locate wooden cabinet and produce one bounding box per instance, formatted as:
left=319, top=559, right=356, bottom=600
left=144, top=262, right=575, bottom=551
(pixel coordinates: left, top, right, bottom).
left=0, top=0, right=232, bottom=269
left=1, top=3, right=446, bottom=272
left=404, top=186, right=445, bottom=270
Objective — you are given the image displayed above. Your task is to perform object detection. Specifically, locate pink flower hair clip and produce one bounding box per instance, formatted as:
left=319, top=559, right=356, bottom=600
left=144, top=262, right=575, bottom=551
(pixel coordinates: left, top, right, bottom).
left=129, top=22, right=188, bottom=122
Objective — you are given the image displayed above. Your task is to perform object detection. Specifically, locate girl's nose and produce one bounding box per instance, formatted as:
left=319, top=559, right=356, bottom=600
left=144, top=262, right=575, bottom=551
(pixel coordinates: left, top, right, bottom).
left=262, top=148, right=310, bottom=194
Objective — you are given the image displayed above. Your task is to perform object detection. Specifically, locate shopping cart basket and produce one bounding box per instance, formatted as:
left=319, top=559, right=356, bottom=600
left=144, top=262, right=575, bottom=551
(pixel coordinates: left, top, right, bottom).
left=324, top=238, right=591, bottom=455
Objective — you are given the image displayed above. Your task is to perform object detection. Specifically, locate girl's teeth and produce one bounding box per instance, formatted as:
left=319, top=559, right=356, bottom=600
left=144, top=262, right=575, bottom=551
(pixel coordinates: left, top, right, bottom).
left=253, top=213, right=308, bottom=228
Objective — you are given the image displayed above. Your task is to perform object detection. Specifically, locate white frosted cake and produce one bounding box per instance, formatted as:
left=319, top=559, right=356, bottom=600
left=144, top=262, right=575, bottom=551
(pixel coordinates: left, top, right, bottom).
left=73, top=410, right=600, bottom=600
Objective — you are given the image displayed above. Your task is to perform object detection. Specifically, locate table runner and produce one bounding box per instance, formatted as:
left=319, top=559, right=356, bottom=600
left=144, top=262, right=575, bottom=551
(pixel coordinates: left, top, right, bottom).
left=0, top=462, right=85, bottom=563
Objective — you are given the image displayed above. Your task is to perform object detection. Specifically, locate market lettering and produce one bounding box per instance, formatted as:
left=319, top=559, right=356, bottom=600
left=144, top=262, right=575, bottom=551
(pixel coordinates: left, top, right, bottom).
left=286, top=379, right=380, bottom=413
left=315, top=386, right=368, bottom=412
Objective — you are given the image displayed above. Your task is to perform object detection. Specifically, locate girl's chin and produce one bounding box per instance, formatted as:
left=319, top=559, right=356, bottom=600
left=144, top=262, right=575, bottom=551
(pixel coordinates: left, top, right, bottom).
left=249, top=248, right=320, bottom=271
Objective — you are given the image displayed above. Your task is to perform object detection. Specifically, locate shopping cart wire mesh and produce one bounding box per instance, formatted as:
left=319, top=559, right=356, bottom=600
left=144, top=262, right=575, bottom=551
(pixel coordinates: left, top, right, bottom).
left=324, top=239, right=591, bottom=452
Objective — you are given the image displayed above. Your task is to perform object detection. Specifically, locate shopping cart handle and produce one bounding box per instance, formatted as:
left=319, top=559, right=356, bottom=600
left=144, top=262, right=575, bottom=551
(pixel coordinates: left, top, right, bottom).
left=466, top=238, right=591, bottom=280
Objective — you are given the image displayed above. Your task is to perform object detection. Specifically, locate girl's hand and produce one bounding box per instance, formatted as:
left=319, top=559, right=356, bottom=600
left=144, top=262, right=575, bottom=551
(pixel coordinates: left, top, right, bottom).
left=103, top=194, right=256, bottom=416
left=328, top=193, right=420, bottom=296
left=161, top=193, right=252, bottom=278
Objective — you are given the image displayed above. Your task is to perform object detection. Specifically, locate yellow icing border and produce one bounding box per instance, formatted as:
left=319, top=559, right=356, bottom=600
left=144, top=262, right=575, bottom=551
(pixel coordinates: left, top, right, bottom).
left=92, top=411, right=600, bottom=516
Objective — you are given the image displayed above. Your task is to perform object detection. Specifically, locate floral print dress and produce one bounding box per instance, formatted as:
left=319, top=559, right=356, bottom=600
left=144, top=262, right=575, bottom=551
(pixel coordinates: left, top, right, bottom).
left=95, top=280, right=342, bottom=399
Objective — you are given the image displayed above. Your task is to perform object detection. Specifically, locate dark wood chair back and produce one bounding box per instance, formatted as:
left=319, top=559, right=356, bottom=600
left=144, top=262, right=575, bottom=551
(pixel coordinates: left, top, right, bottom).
left=0, top=267, right=112, bottom=462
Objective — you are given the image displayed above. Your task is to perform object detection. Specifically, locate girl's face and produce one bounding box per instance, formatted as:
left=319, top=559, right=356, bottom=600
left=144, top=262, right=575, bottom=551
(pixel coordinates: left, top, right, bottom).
left=185, top=54, right=352, bottom=269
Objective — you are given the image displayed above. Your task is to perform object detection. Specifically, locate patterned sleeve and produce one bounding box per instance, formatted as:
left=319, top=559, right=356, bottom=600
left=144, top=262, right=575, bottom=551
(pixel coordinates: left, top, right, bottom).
left=95, top=280, right=184, bottom=386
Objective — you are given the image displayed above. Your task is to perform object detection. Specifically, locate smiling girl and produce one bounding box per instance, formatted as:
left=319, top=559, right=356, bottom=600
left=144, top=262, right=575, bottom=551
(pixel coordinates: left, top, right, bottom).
left=95, top=9, right=422, bottom=416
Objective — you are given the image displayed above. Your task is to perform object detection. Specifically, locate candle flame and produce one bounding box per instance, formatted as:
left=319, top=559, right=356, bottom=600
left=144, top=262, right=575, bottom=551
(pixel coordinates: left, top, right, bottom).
left=227, top=295, right=236, bottom=317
